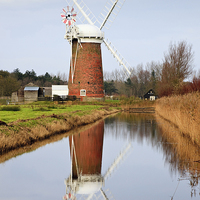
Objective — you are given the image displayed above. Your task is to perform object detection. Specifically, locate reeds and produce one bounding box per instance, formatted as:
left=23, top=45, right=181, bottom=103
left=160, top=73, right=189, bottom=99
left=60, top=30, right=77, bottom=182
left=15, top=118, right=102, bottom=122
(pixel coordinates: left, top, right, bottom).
left=156, top=92, right=200, bottom=146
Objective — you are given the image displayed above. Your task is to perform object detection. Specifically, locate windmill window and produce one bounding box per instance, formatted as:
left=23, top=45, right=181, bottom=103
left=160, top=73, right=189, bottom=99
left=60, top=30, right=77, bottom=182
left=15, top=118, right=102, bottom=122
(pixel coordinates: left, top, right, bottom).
left=87, top=82, right=90, bottom=84
left=78, top=82, right=80, bottom=84
left=80, top=89, right=86, bottom=96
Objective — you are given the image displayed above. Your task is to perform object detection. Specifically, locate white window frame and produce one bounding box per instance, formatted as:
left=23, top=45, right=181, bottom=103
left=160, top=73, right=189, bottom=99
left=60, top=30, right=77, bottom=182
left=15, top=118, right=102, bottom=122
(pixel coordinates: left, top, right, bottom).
left=80, top=89, right=86, bottom=96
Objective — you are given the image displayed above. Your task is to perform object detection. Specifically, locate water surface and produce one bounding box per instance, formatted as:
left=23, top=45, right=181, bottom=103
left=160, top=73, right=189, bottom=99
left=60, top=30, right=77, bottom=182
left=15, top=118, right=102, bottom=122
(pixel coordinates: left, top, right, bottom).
left=0, top=113, right=199, bottom=200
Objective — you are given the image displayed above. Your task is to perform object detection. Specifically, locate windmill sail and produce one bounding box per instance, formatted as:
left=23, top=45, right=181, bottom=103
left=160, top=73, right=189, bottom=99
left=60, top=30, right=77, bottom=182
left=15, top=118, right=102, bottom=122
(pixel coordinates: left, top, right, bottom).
left=103, top=39, right=131, bottom=78
left=66, top=0, right=101, bottom=26
left=103, top=143, right=132, bottom=180
left=99, top=0, right=126, bottom=30
left=65, top=0, right=132, bottom=78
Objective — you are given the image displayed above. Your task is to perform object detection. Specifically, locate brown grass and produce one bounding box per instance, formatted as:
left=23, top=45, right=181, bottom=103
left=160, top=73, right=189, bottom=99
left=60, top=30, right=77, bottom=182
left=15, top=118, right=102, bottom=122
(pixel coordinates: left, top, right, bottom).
left=0, top=109, right=119, bottom=155
left=155, top=92, right=200, bottom=146
left=0, top=119, right=105, bottom=164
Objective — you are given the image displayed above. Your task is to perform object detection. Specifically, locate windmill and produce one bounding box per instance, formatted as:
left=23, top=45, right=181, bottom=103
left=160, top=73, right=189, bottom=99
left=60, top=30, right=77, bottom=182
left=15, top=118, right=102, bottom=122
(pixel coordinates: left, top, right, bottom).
left=63, top=130, right=131, bottom=200
left=61, top=0, right=132, bottom=101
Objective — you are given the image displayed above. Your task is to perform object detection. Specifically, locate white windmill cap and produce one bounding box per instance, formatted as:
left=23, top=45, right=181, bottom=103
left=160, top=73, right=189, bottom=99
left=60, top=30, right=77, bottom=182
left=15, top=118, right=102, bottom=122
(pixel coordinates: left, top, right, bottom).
left=76, top=24, right=104, bottom=43
left=76, top=181, right=103, bottom=194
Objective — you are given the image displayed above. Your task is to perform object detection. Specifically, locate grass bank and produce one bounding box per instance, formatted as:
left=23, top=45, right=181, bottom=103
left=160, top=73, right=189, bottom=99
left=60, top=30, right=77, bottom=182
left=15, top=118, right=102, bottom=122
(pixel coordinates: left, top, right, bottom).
left=155, top=92, right=200, bottom=147
left=0, top=102, right=119, bottom=155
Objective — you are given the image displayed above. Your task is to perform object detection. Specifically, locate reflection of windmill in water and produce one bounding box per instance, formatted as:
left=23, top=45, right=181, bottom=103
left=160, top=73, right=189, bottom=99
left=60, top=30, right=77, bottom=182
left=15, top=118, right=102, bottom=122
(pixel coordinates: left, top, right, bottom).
left=63, top=120, right=131, bottom=199
left=61, top=0, right=132, bottom=101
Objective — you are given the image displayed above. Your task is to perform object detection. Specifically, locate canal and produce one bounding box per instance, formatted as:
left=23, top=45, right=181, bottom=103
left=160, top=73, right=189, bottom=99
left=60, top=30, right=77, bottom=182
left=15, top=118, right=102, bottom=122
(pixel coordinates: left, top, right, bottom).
left=0, top=113, right=200, bottom=200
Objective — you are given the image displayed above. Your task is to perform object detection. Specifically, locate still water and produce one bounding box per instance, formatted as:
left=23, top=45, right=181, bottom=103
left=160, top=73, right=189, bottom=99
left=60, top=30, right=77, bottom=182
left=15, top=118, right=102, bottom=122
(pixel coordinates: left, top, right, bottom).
left=0, top=113, right=200, bottom=200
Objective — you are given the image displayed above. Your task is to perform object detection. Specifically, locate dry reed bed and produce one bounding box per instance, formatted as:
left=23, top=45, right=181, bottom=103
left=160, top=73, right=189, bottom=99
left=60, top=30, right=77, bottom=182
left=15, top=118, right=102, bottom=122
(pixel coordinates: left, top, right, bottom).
left=0, top=109, right=118, bottom=155
left=156, top=114, right=200, bottom=173
left=156, top=92, right=200, bottom=146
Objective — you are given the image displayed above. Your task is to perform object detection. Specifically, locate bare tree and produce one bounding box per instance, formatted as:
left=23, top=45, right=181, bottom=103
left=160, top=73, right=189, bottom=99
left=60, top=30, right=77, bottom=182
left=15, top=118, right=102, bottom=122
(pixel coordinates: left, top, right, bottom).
left=158, top=41, right=194, bottom=96
left=163, top=41, right=194, bottom=84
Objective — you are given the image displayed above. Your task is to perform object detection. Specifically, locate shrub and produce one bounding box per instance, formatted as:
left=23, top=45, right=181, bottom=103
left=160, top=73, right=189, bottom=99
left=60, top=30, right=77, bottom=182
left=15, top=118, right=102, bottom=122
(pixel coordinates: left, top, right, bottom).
left=0, top=106, right=21, bottom=111
left=33, top=107, right=51, bottom=111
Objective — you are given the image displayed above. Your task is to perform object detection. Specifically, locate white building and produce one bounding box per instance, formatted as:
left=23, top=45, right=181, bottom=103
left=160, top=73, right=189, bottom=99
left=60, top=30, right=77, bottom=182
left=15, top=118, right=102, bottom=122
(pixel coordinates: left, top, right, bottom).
left=52, top=85, right=69, bottom=99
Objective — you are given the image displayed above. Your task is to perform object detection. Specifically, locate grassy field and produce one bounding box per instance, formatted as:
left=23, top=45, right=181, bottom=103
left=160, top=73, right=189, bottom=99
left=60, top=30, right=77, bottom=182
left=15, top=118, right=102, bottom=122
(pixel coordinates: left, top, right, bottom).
left=0, top=103, right=104, bottom=124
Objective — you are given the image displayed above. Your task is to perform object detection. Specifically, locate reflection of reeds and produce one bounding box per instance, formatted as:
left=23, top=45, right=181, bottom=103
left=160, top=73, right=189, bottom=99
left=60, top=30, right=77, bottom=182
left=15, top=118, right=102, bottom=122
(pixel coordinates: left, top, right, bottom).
left=156, top=113, right=200, bottom=173
left=155, top=92, right=200, bottom=146
left=156, top=113, right=200, bottom=197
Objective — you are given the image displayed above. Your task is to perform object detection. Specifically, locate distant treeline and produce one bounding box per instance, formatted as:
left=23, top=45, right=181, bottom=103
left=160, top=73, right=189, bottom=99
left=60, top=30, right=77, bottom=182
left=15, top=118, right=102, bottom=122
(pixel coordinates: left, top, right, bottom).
left=104, top=41, right=200, bottom=97
left=0, top=68, right=67, bottom=96
left=1, top=40, right=200, bottom=98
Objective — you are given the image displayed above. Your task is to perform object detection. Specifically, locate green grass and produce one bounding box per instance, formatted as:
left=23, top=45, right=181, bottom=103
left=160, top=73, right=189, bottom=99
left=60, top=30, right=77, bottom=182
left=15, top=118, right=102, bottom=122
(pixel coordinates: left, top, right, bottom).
left=0, top=103, right=103, bottom=123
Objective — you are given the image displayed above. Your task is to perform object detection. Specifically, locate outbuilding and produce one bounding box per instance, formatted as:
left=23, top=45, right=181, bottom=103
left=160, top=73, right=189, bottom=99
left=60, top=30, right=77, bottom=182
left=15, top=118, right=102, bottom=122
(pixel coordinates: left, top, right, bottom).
left=24, top=83, right=43, bottom=102
left=52, top=85, right=69, bottom=99
left=143, top=89, right=158, bottom=101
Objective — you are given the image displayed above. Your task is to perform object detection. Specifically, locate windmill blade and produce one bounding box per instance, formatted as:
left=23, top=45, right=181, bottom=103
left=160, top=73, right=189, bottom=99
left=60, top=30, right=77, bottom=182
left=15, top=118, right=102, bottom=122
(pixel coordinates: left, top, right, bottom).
left=100, top=189, right=109, bottom=200
left=99, top=0, right=126, bottom=30
left=70, top=0, right=101, bottom=26
left=66, top=0, right=84, bottom=24
left=103, top=38, right=132, bottom=78
left=103, top=143, right=132, bottom=180
left=63, top=8, right=67, bottom=13
left=61, top=13, right=66, bottom=18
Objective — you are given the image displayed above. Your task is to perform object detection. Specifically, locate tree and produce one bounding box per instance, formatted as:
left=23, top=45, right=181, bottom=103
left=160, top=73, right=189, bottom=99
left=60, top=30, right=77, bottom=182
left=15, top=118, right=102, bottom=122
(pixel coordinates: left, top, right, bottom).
left=125, top=78, right=133, bottom=97
left=24, top=69, right=37, bottom=81
left=0, top=70, right=9, bottom=78
left=136, top=65, right=151, bottom=96
left=104, top=81, right=118, bottom=95
left=12, top=68, right=23, bottom=80
left=159, top=41, right=194, bottom=96
left=0, top=75, right=20, bottom=96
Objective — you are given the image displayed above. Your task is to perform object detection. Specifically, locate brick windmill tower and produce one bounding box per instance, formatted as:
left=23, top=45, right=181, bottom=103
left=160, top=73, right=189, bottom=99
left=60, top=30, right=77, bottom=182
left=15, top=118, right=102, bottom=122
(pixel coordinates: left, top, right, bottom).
left=61, top=0, right=132, bottom=101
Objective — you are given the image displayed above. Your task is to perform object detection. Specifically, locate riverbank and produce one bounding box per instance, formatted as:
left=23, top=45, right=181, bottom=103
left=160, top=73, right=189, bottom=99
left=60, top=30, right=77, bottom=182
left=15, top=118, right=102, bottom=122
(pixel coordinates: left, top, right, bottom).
left=0, top=103, right=119, bottom=155
left=155, top=92, right=200, bottom=147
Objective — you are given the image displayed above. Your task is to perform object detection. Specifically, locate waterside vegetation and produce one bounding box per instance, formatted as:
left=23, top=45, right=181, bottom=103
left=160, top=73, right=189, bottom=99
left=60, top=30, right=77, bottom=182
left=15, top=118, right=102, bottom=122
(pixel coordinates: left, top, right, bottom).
left=0, top=102, right=119, bottom=155
left=156, top=92, right=200, bottom=147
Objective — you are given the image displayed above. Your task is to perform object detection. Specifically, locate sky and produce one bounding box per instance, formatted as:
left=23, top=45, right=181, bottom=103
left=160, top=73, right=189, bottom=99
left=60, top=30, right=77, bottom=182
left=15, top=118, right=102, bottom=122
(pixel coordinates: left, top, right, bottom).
left=0, top=0, right=200, bottom=78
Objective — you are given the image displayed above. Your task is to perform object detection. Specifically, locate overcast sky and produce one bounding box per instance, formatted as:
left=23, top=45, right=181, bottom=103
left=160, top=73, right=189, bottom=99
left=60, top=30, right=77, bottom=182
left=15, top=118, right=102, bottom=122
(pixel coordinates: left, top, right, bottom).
left=0, top=0, right=200, bottom=78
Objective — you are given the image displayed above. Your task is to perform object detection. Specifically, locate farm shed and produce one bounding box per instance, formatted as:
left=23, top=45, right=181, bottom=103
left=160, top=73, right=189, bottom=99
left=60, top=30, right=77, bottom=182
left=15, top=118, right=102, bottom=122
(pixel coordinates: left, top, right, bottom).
left=24, top=83, right=43, bottom=102
left=24, top=86, right=39, bottom=102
